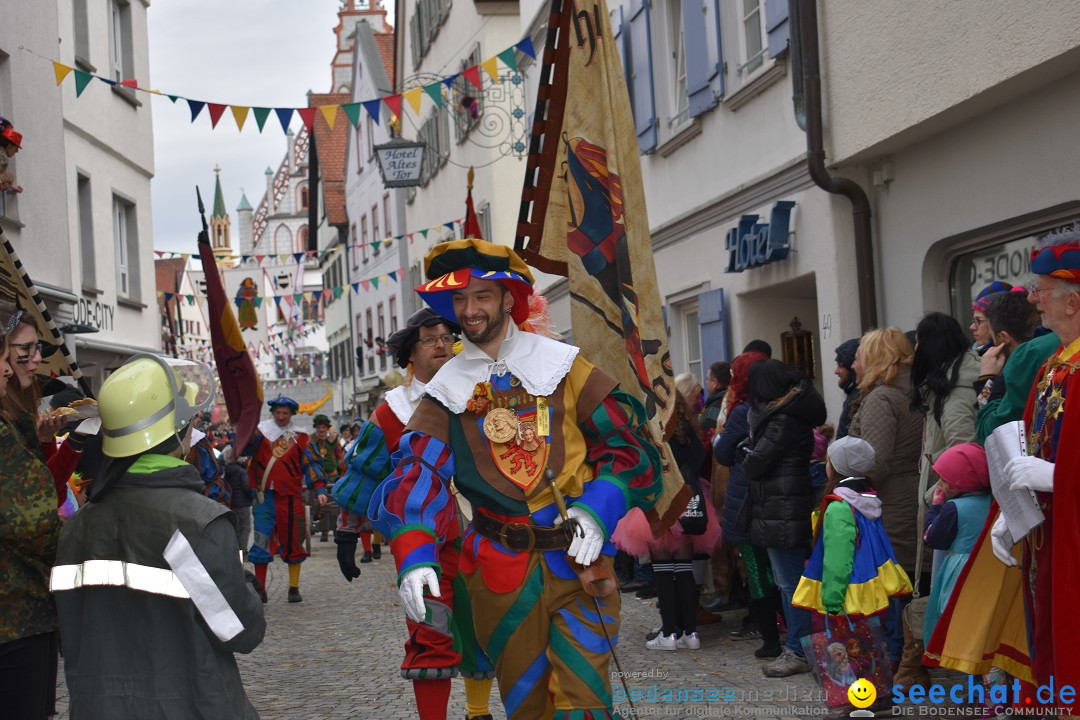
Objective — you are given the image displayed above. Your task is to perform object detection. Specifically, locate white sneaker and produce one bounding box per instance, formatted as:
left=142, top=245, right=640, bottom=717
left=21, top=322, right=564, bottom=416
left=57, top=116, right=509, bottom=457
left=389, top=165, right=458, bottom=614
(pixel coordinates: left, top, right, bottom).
left=676, top=631, right=701, bottom=649
left=645, top=632, right=678, bottom=651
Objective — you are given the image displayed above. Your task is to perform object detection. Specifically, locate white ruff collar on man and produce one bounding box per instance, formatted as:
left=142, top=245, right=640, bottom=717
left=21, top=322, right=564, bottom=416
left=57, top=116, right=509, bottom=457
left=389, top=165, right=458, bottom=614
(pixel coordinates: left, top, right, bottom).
left=257, top=417, right=304, bottom=443
left=425, top=321, right=579, bottom=413
left=386, top=377, right=429, bottom=425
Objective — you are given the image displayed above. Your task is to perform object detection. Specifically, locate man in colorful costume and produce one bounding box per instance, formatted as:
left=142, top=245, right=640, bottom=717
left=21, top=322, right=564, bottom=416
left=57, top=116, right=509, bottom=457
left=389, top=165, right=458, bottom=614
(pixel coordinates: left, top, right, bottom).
left=370, top=239, right=662, bottom=720
left=186, top=426, right=231, bottom=506
left=991, top=226, right=1080, bottom=701
left=311, top=414, right=346, bottom=542
left=334, top=307, right=495, bottom=720
left=248, top=395, right=327, bottom=603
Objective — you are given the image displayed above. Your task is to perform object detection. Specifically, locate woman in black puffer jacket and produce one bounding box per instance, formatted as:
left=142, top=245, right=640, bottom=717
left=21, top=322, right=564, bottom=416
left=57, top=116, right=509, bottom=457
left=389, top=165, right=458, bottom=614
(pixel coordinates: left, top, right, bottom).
left=740, top=360, right=826, bottom=678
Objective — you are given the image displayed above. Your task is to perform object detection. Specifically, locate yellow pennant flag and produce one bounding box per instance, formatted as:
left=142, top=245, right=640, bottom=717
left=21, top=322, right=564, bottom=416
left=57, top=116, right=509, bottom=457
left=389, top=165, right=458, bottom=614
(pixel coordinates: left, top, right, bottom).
left=403, top=88, right=424, bottom=116
left=231, top=106, right=250, bottom=132
left=53, top=61, right=73, bottom=86
left=480, top=56, right=500, bottom=84
left=319, top=104, right=338, bottom=130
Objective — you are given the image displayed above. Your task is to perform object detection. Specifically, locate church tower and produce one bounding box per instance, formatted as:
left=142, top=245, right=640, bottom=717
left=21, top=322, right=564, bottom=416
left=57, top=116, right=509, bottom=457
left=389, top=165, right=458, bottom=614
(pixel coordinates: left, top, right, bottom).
left=209, top=165, right=235, bottom=267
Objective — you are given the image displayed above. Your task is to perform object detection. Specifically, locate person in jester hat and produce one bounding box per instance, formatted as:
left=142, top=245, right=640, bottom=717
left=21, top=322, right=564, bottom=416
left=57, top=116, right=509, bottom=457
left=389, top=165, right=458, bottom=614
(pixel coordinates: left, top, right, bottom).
left=990, top=225, right=1080, bottom=698
left=370, top=238, right=663, bottom=720
left=334, top=307, right=497, bottom=720
left=793, top=435, right=912, bottom=619
left=247, top=395, right=327, bottom=603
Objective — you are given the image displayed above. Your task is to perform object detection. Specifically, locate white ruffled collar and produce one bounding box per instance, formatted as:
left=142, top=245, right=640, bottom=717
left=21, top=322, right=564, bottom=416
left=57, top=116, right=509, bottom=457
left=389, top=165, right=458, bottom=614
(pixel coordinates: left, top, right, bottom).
left=257, top=418, right=305, bottom=443
left=425, top=323, right=579, bottom=413
left=385, top=378, right=429, bottom=425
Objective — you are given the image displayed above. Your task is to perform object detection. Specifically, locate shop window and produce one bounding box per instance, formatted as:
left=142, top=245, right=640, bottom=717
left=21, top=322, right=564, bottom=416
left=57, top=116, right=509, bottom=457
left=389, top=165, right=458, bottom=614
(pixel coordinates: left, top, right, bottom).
left=949, top=234, right=1039, bottom=324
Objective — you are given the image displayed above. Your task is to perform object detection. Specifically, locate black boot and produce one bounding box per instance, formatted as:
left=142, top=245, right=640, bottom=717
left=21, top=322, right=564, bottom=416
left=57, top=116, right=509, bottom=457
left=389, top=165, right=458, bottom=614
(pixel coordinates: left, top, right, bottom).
left=749, top=596, right=782, bottom=658
left=360, top=551, right=374, bottom=563
left=288, top=587, right=303, bottom=603
left=372, top=543, right=382, bottom=560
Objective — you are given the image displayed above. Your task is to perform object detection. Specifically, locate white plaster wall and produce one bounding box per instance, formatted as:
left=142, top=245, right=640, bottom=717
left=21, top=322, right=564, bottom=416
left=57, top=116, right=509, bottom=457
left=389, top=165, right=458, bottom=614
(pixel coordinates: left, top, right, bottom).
left=868, top=69, right=1080, bottom=330
left=820, top=0, right=1080, bottom=164
left=0, top=1, right=72, bottom=289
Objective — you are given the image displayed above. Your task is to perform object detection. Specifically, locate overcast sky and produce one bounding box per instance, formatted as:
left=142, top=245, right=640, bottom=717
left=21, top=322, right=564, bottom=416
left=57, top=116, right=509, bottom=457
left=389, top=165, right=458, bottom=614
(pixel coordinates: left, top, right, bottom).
left=148, top=1, right=381, bottom=255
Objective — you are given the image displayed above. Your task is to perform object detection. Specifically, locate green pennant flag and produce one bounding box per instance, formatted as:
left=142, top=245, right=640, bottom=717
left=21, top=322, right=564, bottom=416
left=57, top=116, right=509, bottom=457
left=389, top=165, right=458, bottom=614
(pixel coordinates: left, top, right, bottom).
left=74, top=70, right=94, bottom=97
left=342, top=102, right=363, bottom=128
left=254, top=297, right=264, bottom=308
left=253, top=107, right=271, bottom=133
left=371, top=277, right=380, bottom=290
left=333, top=286, right=343, bottom=299
left=497, top=47, right=518, bottom=73
left=423, top=82, right=443, bottom=108
left=420, top=229, right=429, bottom=239
left=167, top=94, right=179, bottom=103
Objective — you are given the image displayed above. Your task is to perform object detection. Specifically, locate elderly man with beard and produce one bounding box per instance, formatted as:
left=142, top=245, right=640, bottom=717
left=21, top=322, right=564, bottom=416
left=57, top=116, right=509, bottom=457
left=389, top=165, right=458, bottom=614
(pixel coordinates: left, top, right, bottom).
left=370, top=239, right=662, bottom=720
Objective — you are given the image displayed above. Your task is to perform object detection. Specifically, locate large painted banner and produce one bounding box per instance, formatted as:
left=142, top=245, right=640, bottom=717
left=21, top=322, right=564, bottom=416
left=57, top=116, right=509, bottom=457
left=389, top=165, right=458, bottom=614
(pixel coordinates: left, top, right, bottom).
left=516, top=0, right=688, bottom=535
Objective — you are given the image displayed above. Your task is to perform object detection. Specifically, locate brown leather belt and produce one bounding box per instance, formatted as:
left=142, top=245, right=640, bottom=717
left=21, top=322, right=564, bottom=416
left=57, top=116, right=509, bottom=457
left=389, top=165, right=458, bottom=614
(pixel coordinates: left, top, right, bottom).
left=472, top=511, right=572, bottom=552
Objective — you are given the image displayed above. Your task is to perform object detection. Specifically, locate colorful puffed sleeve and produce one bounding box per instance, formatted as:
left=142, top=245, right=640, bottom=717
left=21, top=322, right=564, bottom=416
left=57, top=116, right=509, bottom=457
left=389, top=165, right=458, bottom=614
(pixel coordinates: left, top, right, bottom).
left=300, top=441, right=328, bottom=495
left=367, top=430, right=457, bottom=582
left=820, top=500, right=857, bottom=615
left=333, top=420, right=392, bottom=533
left=569, top=388, right=662, bottom=540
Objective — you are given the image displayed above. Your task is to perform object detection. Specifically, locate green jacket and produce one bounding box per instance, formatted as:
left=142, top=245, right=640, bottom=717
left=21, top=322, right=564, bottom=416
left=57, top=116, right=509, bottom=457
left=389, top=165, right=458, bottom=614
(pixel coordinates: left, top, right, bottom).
left=0, top=419, right=60, bottom=643
left=976, top=332, right=1060, bottom=443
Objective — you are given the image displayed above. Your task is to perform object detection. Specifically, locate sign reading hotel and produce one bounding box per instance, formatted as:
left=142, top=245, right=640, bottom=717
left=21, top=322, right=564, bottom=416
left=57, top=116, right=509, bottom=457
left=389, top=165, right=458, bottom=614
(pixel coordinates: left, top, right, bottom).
left=725, top=201, right=796, bottom=273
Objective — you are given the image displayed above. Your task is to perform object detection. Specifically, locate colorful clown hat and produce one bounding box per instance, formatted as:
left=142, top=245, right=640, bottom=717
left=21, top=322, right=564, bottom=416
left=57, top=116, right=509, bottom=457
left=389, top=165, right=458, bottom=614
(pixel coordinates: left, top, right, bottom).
left=972, top=281, right=1011, bottom=313
left=1031, top=241, right=1080, bottom=281
left=417, top=238, right=535, bottom=325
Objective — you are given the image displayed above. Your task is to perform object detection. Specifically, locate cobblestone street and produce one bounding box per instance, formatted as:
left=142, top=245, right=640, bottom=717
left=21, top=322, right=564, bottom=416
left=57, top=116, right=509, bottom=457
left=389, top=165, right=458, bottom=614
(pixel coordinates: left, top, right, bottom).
left=55, top=541, right=967, bottom=718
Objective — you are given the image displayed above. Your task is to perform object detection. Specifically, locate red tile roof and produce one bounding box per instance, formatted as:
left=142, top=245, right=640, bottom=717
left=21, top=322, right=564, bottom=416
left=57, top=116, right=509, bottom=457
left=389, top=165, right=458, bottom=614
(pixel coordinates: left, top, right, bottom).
left=376, top=31, right=395, bottom=88
left=309, top=92, right=351, bottom=228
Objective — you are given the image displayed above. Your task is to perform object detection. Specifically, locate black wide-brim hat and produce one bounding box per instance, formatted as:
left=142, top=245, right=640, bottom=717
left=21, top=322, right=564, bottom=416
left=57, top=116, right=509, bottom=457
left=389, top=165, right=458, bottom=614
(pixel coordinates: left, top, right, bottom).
left=386, top=308, right=460, bottom=369
left=417, top=239, right=535, bottom=325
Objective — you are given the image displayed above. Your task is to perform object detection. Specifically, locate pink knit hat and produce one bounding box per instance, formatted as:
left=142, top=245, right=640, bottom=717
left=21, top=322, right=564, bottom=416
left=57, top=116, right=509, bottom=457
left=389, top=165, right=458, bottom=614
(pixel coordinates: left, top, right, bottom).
left=932, top=442, right=990, bottom=494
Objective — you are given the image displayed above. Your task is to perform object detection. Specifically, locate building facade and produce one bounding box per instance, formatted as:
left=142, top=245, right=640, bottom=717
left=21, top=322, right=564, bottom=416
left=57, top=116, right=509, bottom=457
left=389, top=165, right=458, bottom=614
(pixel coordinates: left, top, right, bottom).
left=820, top=1, right=1080, bottom=332
left=519, top=0, right=860, bottom=418
left=2, top=0, right=159, bottom=391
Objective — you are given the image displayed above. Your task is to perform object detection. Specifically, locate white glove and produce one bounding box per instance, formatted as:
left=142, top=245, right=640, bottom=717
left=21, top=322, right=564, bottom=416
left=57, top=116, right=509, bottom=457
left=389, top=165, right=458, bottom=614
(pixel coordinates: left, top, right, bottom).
left=565, top=507, right=604, bottom=567
left=990, top=513, right=1018, bottom=567
left=1006, top=456, right=1055, bottom=494
left=398, top=567, right=440, bottom=624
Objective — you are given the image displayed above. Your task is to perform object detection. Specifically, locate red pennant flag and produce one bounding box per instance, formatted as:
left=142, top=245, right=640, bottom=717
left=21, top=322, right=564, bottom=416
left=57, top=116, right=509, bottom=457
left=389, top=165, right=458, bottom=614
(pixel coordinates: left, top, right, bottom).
left=297, top=107, right=317, bottom=133
left=462, top=66, right=483, bottom=91
left=119, top=78, right=139, bottom=89
left=465, top=184, right=483, bottom=240
left=207, top=103, right=228, bottom=129
left=382, top=94, right=403, bottom=120
left=197, top=226, right=263, bottom=454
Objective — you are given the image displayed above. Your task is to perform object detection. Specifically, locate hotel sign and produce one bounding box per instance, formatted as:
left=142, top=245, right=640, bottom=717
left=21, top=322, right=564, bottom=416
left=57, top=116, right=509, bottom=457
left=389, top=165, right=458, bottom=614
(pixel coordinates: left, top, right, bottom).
left=725, top=201, right=796, bottom=273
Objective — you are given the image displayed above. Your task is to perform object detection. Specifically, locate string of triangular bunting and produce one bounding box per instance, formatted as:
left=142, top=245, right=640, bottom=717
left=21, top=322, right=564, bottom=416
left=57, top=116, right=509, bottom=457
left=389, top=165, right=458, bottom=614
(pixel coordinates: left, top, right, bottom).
left=48, top=38, right=535, bottom=133
left=152, top=217, right=461, bottom=264
left=158, top=267, right=405, bottom=305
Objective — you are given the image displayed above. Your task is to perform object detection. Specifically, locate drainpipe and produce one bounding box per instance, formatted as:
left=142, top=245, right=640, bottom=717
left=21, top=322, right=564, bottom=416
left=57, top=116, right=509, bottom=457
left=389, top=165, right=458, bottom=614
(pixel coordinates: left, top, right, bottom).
left=790, top=0, right=877, bottom=330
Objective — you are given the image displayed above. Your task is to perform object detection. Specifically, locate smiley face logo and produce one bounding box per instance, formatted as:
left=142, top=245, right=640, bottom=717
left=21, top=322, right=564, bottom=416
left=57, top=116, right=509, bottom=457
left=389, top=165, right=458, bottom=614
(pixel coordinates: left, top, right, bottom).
left=847, top=679, right=876, bottom=708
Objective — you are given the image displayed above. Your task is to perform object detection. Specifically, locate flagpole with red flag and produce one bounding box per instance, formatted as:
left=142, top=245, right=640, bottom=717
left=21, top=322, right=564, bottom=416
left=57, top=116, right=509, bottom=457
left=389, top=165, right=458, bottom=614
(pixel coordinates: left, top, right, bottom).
left=463, top=165, right=483, bottom=239
left=196, top=188, right=264, bottom=453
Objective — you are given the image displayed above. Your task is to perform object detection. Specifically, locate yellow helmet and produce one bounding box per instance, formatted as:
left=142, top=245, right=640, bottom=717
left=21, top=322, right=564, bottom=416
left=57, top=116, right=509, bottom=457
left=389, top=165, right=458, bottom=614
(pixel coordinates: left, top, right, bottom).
left=99, top=354, right=216, bottom=458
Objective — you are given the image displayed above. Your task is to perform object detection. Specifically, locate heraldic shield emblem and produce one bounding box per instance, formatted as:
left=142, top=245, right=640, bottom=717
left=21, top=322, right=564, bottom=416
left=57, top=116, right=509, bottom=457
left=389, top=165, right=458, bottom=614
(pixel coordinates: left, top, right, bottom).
left=474, top=376, right=552, bottom=491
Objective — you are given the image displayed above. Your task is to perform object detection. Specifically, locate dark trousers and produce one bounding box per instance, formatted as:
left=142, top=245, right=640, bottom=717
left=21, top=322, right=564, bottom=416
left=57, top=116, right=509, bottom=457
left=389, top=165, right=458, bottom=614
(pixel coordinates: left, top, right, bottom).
left=0, top=632, right=53, bottom=720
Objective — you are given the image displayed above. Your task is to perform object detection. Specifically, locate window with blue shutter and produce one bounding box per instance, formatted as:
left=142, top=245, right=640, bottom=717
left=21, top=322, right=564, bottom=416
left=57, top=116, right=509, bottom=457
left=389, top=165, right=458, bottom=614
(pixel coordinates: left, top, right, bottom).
left=682, top=0, right=716, bottom=118
left=628, top=0, right=657, bottom=153
left=709, top=0, right=726, bottom=97
left=611, top=6, right=631, bottom=91
left=764, top=0, right=789, bottom=58
left=698, top=288, right=731, bottom=365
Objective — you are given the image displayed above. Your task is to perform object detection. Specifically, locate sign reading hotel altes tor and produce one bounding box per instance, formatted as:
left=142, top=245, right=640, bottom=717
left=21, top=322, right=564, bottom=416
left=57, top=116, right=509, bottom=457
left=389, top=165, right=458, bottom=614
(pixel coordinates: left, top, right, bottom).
left=725, top=201, right=796, bottom=273
left=374, top=137, right=426, bottom=188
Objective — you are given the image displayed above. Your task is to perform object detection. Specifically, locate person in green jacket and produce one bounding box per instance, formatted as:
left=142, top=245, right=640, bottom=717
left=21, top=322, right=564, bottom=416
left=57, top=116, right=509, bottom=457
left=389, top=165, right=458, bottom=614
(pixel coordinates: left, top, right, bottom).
left=975, top=290, right=1059, bottom=443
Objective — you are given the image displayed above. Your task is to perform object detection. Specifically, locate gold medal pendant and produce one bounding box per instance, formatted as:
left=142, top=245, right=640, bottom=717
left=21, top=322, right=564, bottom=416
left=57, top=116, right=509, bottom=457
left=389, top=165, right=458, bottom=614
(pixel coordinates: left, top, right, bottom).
left=484, top=408, right=519, bottom=444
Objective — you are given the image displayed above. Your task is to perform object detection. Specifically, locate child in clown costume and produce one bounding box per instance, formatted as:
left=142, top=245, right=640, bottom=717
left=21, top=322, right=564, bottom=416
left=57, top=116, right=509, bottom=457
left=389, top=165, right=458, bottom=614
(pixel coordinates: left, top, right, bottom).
left=247, top=396, right=327, bottom=603
left=793, top=436, right=912, bottom=619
